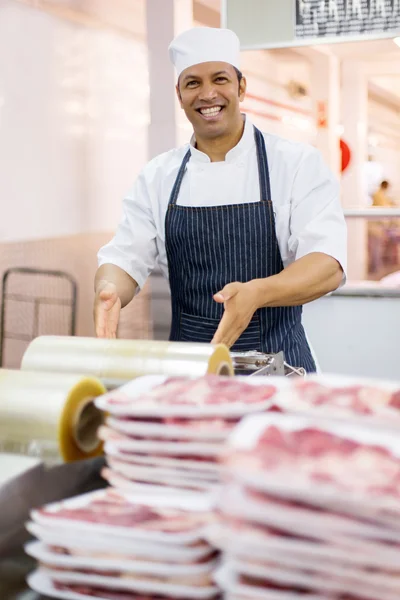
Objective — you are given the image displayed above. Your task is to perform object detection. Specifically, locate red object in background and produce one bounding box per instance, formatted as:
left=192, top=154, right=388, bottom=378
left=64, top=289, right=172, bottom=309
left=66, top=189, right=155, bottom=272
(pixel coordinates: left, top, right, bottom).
left=317, top=101, right=327, bottom=128
left=340, top=139, right=351, bottom=173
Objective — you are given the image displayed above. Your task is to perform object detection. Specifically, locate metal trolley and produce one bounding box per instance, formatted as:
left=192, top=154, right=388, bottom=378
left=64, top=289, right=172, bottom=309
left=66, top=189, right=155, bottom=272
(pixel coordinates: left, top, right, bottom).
left=0, top=267, right=77, bottom=368
left=232, top=350, right=306, bottom=377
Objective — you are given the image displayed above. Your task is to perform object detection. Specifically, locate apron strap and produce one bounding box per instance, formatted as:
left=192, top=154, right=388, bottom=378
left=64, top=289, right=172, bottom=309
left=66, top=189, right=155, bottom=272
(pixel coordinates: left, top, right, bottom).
left=168, top=149, right=191, bottom=206
left=168, top=127, right=272, bottom=206
left=254, top=127, right=272, bottom=203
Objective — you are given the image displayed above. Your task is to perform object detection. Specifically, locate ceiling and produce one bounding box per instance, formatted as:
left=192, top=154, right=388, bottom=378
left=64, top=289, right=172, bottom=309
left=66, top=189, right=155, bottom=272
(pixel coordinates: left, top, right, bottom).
left=13, top=0, right=400, bottom=105
left=323, top=38, right=400, bottom=106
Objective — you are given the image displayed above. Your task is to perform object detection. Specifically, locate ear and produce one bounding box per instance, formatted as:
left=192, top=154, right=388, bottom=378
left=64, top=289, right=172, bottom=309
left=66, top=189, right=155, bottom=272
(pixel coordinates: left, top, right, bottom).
left=176, top=84, right=183, bottom=108
left=239, top=76, right=247, bottom=102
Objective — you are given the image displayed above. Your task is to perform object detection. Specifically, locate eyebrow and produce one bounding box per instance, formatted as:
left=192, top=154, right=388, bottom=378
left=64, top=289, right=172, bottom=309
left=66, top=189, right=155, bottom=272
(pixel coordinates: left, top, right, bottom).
left=181, top=70, right=230, bottom=83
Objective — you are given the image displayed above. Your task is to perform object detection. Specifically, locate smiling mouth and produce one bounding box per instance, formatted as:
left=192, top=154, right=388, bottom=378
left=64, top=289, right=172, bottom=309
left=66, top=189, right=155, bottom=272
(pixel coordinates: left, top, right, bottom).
left=197, top=106, right=224, bottom=119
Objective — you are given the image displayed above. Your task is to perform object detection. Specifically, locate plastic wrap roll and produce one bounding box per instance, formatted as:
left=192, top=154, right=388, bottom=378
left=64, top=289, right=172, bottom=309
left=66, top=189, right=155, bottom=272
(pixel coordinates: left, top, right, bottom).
left=0, top=369, right=106, bottom=462
left=21, top=336, right=233, bottom=388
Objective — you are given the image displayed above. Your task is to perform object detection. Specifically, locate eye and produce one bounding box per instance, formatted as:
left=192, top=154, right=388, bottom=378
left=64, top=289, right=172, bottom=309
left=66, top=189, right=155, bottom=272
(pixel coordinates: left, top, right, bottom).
left=186, top=80, right=199, bottom=88
left=215, top=76, right=228, bottom=83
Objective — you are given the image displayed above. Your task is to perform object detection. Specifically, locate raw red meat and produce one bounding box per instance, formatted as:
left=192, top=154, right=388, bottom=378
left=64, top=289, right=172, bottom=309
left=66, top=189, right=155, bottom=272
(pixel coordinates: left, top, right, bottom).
left=117, top=450, right=219, bottom=463
left=39, top=494, right=210, bottom=532
left=110, top=376, right=276, bottom=407
left=54, top=583, right=204, bottom=599
left=293, top=381, right=395, bottom=416
left=228, top=426, right=400, bottom=499
left=239, top=573, right=312, bottom=593
left=48, top=545, right=217, bottom=564
left=47, top=566, right=214, bottom=586
left=389, top=390, right=400, bottom=409
left=117, top=415, right=237, bottom=431
left=256, top=427, right=360, bottom=458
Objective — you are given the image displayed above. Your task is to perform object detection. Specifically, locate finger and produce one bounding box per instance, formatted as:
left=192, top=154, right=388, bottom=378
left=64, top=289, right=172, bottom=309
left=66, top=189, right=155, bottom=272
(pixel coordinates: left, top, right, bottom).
left=99, top=282, right=117, bottom=296
left=96, top=305, right=116, bottom=339
left=213, top=292, right=225, bottom=303
left=213, top=318, right=248, bottom=348
left=96, top=326, right=105, bottom=338
left=106, top=307, right=120, bottom=339
left=99, top=290, right=114, bottom=301
left=102, top=298, right=117, bottom=311
left=211, top=312, right=236, bottom=345
left=94, top=307, right=106, bottom=338
left=105, top=318, right=117, bottom=339
left=213, top=282, right=240, bottom=303
left=99, top=290, right=117, bottom=308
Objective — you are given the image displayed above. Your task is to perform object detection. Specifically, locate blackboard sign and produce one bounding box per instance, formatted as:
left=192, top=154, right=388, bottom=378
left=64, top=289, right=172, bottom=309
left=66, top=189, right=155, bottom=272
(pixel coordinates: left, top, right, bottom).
left=295, top=0, right=400, bottom=39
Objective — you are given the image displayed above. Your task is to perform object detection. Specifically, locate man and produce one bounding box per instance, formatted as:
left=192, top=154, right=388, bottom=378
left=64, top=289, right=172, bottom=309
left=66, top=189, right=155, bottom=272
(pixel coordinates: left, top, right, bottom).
left=94, top=27, right=347, bottom=372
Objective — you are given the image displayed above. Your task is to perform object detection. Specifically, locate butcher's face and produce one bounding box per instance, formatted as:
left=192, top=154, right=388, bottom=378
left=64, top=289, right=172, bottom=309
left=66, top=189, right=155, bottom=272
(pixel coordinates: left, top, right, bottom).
left=177, top=61, right=246, bottom=140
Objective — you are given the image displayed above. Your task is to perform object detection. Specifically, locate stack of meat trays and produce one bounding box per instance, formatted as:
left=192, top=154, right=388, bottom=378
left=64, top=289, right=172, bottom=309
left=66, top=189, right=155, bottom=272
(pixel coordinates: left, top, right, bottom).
left=25, top=486, right=220, bottom=600
left=95, top=375, right=278, bottom=498
left=213, top=412, right=400, bottom=600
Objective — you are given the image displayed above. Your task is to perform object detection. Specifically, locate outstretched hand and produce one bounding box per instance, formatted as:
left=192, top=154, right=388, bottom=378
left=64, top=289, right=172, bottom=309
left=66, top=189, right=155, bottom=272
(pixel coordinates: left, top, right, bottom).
left=94, top=281, right=121, bottom=338
left=211, top=281, right=260, bottom=348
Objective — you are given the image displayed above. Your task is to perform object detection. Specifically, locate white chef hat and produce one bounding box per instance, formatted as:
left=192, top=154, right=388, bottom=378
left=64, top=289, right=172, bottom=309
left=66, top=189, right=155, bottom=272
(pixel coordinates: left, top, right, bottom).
left=169, top=27, right=241, bottom=78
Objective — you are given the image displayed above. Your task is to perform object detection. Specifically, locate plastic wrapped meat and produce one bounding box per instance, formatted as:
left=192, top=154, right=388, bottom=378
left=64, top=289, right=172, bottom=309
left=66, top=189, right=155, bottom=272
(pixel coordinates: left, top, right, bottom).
left=97, top=376, right=277, bottom=418
left=32, top=489, right=213, bottom=541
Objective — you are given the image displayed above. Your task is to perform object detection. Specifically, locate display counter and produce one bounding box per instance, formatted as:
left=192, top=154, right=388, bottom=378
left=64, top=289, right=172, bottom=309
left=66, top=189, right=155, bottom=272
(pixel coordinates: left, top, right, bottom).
left=303, top=283, right=400, bottom=379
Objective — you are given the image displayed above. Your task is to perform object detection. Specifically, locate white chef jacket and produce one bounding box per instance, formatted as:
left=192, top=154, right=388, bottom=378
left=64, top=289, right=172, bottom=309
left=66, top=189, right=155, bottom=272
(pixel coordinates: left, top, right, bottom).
left=98, top=116, right=347, bottom=290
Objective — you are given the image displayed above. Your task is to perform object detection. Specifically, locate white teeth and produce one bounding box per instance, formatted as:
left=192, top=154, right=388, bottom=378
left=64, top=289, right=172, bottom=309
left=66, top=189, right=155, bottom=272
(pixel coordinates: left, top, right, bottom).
left=200, top=107, right=222, bottom=116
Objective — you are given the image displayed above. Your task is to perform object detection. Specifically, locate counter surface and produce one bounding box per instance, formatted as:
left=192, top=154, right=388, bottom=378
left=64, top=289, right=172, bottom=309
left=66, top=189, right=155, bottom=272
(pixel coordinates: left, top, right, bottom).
left=333, top=284, right=400, bottom=298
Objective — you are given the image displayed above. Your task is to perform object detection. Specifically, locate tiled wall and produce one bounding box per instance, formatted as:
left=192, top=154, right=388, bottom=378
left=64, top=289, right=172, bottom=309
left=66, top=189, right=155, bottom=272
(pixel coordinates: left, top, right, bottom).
left=0, top=233, right=152, bottom=368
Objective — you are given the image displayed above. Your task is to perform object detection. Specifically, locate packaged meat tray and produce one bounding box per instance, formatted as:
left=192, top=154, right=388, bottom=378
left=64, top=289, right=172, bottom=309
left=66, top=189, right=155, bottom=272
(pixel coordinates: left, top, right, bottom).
left=30, top=489, right=213, bottom=544
left=26, top=521, right=214, bottom=563
left=38, top=566, right=220, bottom=599
left=104, top=444, right=222, bottom=475
left=28, top=569, right=220, bottom=600
left=98, top=427, right=223, bottom=457
left=278, top=374, right=400, bottom=427
left=226, top=594, right=326, bottom=600
left=229, top=558, right=400, bottom=600
left=215, top=403, right=400, bottom=600
left=26, top=540, right=218, bottom=576
left=217, top=485, right=400, bottom=544
left=224, top=413, right=400, bottom=516
left=102, top=467, right=217, bottom=494
left=95, top=375, right=280, bottom=418
left=231, top=549, right=400, bottom=591
left=211, top=521, right=400, bottom=570
left=107, top=459, right=218, bottom=485
left=106, top=416, right=235, bottom=441
left=215, top=565, right=331, bottom=600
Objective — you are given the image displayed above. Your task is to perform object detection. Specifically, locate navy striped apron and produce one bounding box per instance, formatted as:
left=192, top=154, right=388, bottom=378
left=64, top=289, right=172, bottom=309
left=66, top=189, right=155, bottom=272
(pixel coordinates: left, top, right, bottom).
left=165, top=126, right=316, bottom=372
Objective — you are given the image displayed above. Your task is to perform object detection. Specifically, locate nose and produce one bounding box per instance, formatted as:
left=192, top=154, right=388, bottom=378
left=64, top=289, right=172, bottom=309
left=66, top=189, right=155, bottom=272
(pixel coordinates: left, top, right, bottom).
left=198, top=82, right=218, bottom=102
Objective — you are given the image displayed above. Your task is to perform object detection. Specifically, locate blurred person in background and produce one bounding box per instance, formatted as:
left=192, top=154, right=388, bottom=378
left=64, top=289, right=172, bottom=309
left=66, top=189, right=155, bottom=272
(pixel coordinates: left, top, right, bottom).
left=372, top=180, right=394, bottom=208
left=369, top=180, right=398, bottom=276
left=93, top=27, right=347, bottom=373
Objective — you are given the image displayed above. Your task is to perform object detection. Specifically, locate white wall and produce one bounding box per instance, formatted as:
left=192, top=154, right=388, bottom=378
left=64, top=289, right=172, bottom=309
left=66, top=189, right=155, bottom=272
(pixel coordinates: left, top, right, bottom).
left=368, top=97, right=400, bottom=201
left=241, top=50, right=316, bottom=146
left=0, top=0, right=148, bottom=242
left=83, top=29, right=149, bottom=232
left=0, top=1, right=85, bottom=242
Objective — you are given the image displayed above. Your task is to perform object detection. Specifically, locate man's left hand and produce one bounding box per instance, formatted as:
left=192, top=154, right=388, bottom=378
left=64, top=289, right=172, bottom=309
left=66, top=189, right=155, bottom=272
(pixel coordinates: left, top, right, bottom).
left=211, top=281, right=260, bottom=348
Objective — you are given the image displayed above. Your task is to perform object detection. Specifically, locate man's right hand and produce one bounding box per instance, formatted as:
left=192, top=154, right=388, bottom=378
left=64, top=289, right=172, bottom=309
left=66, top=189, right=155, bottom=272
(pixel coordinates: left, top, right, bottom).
left=94, top=281, right=122, bottom=338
